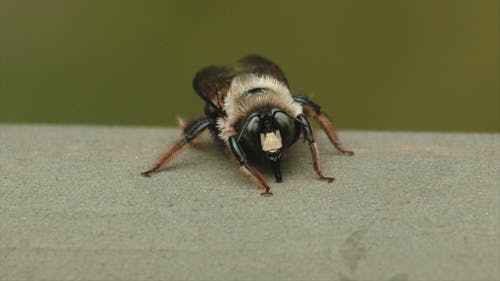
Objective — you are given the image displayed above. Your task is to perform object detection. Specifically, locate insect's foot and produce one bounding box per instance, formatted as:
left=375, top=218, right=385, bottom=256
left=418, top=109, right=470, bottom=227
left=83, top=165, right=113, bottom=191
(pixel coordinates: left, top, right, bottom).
left=261, top=191, right=273, bottom=197
left=318, top=176, right=335, bottom=183
left=141, top=171, right=153, bottom=177
left=342, top=150, right=354, bottom=156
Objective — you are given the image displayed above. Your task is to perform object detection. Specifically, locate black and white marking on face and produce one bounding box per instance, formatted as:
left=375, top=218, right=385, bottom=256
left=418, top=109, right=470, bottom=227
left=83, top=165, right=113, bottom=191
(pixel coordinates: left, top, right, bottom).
left=260, top=130, right=282, bottom=152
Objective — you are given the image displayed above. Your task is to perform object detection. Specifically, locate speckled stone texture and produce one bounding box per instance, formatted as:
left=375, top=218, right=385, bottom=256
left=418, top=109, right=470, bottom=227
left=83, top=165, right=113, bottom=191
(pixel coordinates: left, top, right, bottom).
left=1, top=124, right=499, bottom=280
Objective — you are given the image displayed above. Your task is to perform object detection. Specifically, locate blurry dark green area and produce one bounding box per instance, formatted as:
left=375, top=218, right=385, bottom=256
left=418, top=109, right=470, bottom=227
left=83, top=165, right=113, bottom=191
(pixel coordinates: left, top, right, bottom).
left=0, top=0, right=498, bottom=132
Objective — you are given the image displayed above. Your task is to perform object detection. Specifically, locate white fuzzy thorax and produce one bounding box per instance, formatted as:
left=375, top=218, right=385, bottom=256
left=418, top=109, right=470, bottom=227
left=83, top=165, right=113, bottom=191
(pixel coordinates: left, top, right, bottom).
left=217, top=74, right=303, bottom=142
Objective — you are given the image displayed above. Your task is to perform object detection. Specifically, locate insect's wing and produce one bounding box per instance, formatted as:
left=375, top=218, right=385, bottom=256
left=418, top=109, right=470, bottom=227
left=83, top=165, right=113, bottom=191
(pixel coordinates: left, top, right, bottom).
left=193, top=66, right=236, bottom=111
left=237, top=55, right=289, bottom=86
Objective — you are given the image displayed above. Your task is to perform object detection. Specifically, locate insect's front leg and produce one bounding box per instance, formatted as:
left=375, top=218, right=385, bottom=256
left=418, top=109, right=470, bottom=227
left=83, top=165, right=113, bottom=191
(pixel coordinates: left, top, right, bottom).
left=229, top=137, right=272, bottom=196
left=142, top=117, right=211, bottom=177
left=296, top=114, right=335, bottom=183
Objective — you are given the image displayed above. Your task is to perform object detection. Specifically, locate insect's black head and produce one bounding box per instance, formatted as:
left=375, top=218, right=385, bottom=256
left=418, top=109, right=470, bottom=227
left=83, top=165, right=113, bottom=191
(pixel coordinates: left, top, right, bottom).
left=238, top=108, right=301, bottom=162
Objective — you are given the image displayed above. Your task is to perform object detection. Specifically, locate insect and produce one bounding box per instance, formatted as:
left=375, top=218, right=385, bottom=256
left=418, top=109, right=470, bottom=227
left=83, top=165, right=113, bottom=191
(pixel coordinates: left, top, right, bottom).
left=142, top=55, right=353, bottom=196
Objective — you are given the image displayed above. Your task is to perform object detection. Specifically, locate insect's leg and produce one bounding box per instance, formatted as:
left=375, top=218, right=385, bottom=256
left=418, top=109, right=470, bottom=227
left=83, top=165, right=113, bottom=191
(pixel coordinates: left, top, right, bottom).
left=296, top=114, right=335, bottom=182
left=142, top=117, right=211, bottom=177
left=294, top=96, right=354, bottom=156
left=229, top=137, right=273, bottom=196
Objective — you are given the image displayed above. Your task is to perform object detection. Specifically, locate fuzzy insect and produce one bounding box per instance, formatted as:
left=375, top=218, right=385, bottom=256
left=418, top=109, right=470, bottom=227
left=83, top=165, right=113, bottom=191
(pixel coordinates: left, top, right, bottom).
left=142, top=55, right=353, bottom=196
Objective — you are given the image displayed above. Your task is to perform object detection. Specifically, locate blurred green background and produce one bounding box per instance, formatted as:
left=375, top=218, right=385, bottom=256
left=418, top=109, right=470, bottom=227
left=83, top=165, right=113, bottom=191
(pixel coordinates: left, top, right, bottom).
left=0, top=0, right=498, bottom=132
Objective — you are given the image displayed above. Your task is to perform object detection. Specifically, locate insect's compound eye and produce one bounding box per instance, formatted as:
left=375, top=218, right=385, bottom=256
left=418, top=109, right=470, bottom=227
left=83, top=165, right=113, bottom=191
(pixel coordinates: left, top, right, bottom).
left=273, top=111, right=289, bottom=129
left=240, top=115, right=262, bottom=151
left=246, top=116, right=261, bottom=137
left=273, top=111, right=297, bottom=147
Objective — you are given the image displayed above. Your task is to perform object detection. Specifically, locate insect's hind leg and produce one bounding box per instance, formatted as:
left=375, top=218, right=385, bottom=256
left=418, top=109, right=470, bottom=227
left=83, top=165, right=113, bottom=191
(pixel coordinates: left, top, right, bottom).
left=142, top=117, right=211, bottom=177
left=294, top=96, right=354, bottom=156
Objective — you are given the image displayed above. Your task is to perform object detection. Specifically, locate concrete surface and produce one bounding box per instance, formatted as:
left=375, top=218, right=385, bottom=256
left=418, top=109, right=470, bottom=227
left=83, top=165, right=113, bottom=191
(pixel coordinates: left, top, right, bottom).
left=0, top=124, right=499, bottom=281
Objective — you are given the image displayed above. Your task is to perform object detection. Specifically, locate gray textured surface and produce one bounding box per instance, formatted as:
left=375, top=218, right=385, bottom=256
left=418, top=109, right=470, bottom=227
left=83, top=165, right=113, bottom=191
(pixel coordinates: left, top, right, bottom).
left=0, top=124, right=499, bottom=281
